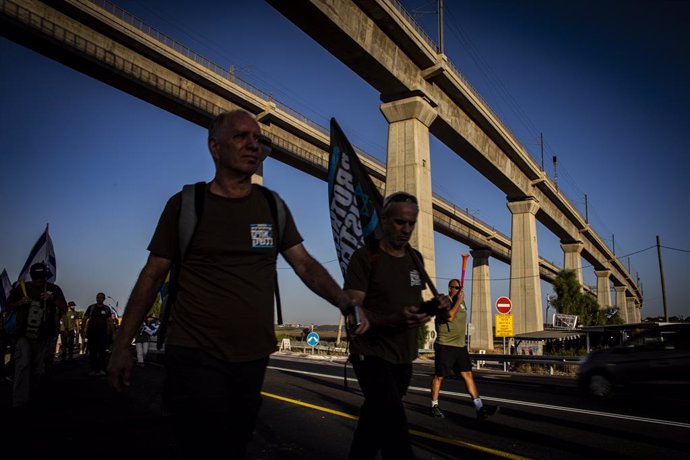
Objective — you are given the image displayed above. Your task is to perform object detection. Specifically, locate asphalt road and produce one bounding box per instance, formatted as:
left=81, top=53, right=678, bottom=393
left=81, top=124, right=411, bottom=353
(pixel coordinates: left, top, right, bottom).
left=2, top=351, right=688, bottom=459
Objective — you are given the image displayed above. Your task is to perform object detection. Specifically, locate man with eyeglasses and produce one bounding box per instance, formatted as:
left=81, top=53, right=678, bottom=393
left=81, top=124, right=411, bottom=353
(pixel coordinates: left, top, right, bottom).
left=345, top=191, right=450, bottom=459
left=108, top=110, right=365, bottom=458
left=430, top=279, right=499, bottom=420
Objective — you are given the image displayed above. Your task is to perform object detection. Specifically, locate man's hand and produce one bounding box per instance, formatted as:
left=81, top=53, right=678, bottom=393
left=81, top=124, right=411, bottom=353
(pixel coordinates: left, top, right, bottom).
left=437, top=294, right=451, bottom=311
left=338, top=292, right=370, bottom=336
left=108, top=345, right=134, bottom=392
left=345, top=305, right=370, bottom=336
left=401, top=305, right=432, bottom=328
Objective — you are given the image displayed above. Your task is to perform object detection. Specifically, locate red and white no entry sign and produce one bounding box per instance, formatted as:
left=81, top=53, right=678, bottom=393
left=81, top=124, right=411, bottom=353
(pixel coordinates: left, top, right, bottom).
left=496, top=296, right=512, bottom=314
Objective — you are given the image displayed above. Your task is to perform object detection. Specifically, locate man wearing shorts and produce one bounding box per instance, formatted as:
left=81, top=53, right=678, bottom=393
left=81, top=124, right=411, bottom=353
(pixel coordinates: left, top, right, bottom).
left=430, top=278, right=498, bottom=420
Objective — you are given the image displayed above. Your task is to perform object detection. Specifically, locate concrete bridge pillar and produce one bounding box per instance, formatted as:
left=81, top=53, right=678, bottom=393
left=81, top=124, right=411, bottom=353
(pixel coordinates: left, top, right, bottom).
left=380, top=95, right=438, bottom=283
left=635, top=300, right=642, bottom=322
left=626, top=297, right=635, bottom=323
left=614, top=286, right=627, bottom=322
left=594, top=269, right=612, bottom=309
left=251, top=164, right=264, bottom=185
left=560, top=241, right=584, bottom=288
left=469, top=248, right=493, bottom=351
left=507, top=198, right=543, bottom=335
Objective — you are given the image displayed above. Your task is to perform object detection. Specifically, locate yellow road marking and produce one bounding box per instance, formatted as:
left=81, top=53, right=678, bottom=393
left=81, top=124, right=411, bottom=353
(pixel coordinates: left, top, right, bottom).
left=261, top=391, right=530, bottom=460
left=262, top=391, right=358, bottom=420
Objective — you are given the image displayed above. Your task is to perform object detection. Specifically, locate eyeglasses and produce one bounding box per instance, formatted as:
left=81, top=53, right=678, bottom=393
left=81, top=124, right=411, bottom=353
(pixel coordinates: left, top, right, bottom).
left=449, top=285, right=461, bottom=290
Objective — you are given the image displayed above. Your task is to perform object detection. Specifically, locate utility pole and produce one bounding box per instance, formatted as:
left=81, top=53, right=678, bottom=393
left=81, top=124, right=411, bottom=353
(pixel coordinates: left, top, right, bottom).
left=612, top=234, right=615, bottom=255
left=437, top=0, right=444, bottom=54
left=584, top=194, right=588, bottom=223
left=656, top=235, right=668, bottom=321
left=540, top=132, right=544, bottom=171
left=552, top=156, right=558, bottom=190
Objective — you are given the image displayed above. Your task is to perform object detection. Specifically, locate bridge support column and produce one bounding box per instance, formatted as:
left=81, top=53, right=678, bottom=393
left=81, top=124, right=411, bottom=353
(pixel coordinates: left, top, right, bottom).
left=251, top=164, right=264, bottom=185
left=626, top=297, right=635, bottom=323
left=560, top=241, right=584, bottom=288
left=614, top=286, right=627, bottom=322
left=380, top=95, right=438, bottom=282
left=469, top=248, right=493, bottom=351
left=507, top=198, right=543, bottom=335
left=594, top=269, right=612, bottom=309
left=634, top=300, right=642, bottom=322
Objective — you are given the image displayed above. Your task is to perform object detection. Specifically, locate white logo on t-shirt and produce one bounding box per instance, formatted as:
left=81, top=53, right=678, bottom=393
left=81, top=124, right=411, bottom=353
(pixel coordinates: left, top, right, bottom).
left=250, top=223, right=274, bottom=248
left=409, top=270, right=422, bottom=286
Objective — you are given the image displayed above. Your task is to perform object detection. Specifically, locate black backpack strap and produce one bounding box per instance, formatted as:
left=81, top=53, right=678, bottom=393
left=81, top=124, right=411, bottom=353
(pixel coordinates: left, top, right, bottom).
left=178, top=182, right=206, bottom=257
left=257, top=186, right=286, bottom=325
left=157, top=182, right=206, bottom=349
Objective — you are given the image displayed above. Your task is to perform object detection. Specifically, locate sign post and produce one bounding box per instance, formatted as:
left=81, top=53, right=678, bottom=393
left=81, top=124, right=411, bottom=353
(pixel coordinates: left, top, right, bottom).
left=306, top=331, right=320, bottom=355
left=495, top=296, right=513, bottom=371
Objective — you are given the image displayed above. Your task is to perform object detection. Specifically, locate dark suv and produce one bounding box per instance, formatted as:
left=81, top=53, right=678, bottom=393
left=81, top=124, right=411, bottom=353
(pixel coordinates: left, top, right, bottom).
left=577, top=323, right=690, bottom=398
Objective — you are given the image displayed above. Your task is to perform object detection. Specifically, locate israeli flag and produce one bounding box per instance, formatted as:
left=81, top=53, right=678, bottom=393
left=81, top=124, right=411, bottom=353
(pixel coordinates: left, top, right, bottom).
left=17, top=225, right=57, bottom=283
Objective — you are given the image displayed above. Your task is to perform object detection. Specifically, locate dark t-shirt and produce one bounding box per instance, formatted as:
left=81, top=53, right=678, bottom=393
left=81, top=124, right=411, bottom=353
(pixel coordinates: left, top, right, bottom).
left=149, top=184, right=303, bottom=363
left=344, top=245, right=424, bottom=364
left=7, top=281, right=67, bottom=340
left=84, top=303, right=112, bottom=337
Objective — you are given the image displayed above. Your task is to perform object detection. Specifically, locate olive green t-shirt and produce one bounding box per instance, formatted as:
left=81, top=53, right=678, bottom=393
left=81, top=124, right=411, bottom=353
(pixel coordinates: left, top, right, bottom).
left=435, top=296, right=467, bottom=347
left=148, top=184, right=303, bottom=363
left=345, top=245, right=424, bottom=364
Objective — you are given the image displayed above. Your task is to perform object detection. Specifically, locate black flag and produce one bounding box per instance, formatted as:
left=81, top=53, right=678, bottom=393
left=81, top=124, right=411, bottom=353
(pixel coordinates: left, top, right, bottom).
left=328, top=118, right=383, bottom=277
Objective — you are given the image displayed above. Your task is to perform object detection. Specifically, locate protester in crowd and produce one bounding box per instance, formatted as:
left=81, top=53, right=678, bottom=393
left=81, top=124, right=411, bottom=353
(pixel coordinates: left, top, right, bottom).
left=1, top=299, right=17, bottom=382
left=58, top=301, right=80, bottom=361
left=0, top=310, right=17, bottom=383
left=108, top=109, right=366, bottom=459
left=84, top=293, right=113, bottom=377
left=134, top=315, right=158, bottom=367
left=344, top=191, right=449, bottom=459
left=79, top=315, right=88, bottom=356
left=5, top=262, right=67, bottom=408
left=430, top=279, right=498, bottom=420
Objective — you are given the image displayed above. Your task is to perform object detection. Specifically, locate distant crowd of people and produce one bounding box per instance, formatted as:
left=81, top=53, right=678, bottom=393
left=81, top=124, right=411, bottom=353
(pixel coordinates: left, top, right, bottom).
left=0, top=265, right=158, bottom=409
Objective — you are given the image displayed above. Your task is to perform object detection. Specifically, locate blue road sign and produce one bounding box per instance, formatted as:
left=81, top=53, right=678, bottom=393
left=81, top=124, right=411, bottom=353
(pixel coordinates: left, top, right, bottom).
left=306, top=331, right=320, bottom=347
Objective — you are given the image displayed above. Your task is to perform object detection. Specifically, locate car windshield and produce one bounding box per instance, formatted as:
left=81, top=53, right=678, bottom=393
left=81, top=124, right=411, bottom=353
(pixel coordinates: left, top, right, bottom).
left=624, top=327, right=689, bottom=350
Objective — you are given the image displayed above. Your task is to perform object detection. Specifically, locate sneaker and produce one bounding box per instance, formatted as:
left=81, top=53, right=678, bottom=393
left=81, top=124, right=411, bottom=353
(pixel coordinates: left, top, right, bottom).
left=431, top=404, right=445, bottom=418
left=97, top=370, right=107, bottom=377
left=477, top=405, right=499, bottom=420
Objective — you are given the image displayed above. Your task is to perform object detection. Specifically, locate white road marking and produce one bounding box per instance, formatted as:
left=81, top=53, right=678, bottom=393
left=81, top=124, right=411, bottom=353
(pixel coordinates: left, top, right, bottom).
left=267, top=365, right=690, bottom=429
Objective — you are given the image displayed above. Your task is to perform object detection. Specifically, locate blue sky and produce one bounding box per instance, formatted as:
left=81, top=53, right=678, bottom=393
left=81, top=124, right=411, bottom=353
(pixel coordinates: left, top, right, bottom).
left=1, top=0, right=688, bottom=325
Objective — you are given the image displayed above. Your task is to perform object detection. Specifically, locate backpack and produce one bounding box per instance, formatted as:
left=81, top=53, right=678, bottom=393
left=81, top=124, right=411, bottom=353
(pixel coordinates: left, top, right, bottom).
left=157, top=182, right=287, bottom=349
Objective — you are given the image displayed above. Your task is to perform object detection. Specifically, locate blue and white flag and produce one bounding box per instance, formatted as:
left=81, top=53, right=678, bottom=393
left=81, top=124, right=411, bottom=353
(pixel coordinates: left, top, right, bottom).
left=328, top=118, right=383, bottom=277
left=17, top=225, right=57, bottom=283
left=0, top=269, right=11, bottom=312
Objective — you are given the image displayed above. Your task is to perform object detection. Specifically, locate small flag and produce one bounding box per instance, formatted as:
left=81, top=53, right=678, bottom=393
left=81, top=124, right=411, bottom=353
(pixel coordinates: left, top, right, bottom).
left=0, top=269, right=11, bottom=312
left=328, top=118, right=383, bottom=277
left=17, top=225, right=57, bottom=283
